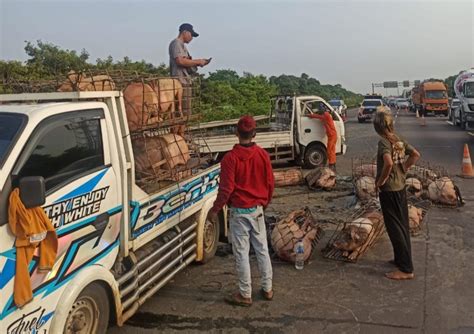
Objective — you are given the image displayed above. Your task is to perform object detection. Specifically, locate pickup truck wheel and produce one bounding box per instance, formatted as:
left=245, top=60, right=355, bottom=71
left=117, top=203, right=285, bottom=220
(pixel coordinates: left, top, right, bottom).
left=64, top=283, right=109, bottom=334
left=201, top=216, right=220, bottom=263
left=304, top=144, right=327, bottom=169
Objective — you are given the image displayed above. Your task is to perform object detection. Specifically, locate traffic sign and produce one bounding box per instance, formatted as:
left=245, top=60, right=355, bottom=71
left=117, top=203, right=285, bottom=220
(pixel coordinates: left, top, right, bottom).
left=403, top=80, right=410, bottom=87
left=383, top=81, right=398, bottom=88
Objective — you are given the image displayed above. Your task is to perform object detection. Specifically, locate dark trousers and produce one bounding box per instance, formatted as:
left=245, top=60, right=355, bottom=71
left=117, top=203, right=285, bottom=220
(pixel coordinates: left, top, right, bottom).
left=379, top=189, right=414, bottom=273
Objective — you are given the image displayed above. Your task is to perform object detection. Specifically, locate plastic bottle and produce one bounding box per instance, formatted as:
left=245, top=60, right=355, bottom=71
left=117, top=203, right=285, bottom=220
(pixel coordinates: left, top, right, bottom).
left=294, top=239, right=305, bottom=270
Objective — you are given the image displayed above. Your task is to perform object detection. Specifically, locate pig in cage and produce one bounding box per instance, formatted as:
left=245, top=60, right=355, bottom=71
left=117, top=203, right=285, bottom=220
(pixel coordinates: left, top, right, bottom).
left=1, top=71, right=213, bottom=193
left=270, top=207, right=325, bottom=264
left=322, top=203, right=385, bottom=263
left=407, top=197, right=431, bottom=236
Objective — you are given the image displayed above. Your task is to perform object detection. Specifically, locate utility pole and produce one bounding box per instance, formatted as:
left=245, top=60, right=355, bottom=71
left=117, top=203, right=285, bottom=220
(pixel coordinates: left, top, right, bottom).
left=372, top=83, right=375, bottom=94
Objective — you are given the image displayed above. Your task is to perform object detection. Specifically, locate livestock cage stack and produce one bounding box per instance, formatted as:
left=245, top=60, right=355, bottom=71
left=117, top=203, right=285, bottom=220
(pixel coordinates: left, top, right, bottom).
left=0, top=70, right=215, bottom=193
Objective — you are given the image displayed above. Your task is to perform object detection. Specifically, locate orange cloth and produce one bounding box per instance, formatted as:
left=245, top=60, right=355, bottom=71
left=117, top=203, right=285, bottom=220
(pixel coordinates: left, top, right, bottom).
left=8, top=188, right=58, bottom=307
left=309, top=112, right=338, bottom=164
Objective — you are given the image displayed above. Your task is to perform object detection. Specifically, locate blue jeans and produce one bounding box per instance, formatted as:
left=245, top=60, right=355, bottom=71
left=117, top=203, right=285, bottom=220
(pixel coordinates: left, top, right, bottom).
left=229, top=206, right=273, bottom=298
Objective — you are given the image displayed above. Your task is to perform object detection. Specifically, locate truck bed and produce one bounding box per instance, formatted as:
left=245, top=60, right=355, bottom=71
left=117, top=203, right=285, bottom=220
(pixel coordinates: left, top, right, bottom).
left=198, top=129, right=292, bottom=153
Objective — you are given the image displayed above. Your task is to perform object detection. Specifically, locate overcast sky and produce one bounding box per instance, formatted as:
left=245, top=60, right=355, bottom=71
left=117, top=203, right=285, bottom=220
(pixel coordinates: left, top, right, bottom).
left=0, top=0, right=472, bottom=93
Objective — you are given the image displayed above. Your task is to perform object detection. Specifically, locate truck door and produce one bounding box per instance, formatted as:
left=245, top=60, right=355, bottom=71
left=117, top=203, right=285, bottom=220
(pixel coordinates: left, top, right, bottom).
left=0, top=108, right=121, bottom=328
left=298, top=99, right=343, bottom=153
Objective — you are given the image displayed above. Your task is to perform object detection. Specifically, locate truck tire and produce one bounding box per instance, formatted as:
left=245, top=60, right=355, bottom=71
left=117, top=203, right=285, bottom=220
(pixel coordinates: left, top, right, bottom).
left=200, top=215, right=220, bottom=264
left=304, top=144, right=327, bottom=169
left=64, top=282, right=110, bottom=334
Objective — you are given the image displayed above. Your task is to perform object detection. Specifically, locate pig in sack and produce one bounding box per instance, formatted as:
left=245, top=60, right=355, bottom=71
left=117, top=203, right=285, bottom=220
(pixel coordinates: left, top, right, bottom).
left=355, top=176, right=377, bottom=201
left=306, top=167, right=336, bottom=190
left=332, top=211, right=384, bottom=261
left=408, top=205, right=423, bottom=234
left=353, top=164, right=377, bottom=178
left=427, top=177, right=460, bottom=206
left=406, top=177, right=423, bottom=198
left=270, top=208, right=321, bottom=263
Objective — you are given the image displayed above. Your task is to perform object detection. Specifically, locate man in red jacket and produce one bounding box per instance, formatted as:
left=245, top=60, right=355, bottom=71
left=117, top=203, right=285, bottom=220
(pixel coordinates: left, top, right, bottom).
left=308, top=104, right=338, bottom=170
left=208, top=115, right=274, bottom=307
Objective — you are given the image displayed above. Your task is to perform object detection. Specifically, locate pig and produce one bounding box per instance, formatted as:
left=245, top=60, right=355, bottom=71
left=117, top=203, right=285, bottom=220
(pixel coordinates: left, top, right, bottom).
left=406, top=177, right=423, bottom=198
left=333, top=211, right=383, bottom=260
left=306, top=167, right=336, bottom=190
left=355, top=176, right=377, bottom=201
left=408, top=205, right=423, bottom=233
left=354, top=164, right=377, bottom=178
left=428, top=177, right=458, bottom=206
left=57, top=71, right=115, bottom=92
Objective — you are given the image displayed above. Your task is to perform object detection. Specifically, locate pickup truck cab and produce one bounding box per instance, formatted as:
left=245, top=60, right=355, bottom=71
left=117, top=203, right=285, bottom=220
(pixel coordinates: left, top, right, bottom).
left=197, top=95, right=346, bottom=169
left=0, top=91, right=225, bottom=333
left=358, top=98, right=384, bottom=123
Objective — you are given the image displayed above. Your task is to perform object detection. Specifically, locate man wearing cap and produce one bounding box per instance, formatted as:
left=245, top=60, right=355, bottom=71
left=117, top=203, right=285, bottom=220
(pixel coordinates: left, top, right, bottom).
left=208, top=116, right=275, bottom=307
left=169, top=23, right=210, bottom=116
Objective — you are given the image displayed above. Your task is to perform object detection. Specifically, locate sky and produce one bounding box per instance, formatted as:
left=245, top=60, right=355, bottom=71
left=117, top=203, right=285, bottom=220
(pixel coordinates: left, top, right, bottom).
left=0, top=0, right=473, bottom=94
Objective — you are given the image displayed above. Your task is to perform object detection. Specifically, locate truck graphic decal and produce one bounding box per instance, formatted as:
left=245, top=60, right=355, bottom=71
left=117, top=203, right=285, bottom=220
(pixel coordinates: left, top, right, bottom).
left=132, top=169, right=220, bottom=238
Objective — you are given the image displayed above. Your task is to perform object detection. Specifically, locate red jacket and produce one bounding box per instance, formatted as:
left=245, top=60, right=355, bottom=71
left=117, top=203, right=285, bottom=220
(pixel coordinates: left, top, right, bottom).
left=211, top=143, right=274, bottom=213
left=309, top=112, right=337, bottom=137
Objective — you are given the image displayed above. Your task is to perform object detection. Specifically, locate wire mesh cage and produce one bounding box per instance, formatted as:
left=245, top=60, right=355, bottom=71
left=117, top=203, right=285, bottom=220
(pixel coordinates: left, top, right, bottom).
left=407, top=197, right=431, bottom=236
left=322, top=203, right=385, bottom=263
left=352, top=156, right=377, bottom=179
left=1, top=70, right=214, bottom=193
left=270, top=207, right=325, bottom=263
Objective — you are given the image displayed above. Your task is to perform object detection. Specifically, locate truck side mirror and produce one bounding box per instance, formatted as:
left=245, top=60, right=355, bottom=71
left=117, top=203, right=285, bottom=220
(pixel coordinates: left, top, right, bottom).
left=19, top=176, right=46, bottom=208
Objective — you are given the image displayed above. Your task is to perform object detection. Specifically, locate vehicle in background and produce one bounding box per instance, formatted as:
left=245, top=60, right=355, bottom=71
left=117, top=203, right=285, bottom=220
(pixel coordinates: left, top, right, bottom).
left=453, top=69, right=474, bottom=130
left=412, top=80, right=449, bottom=116
left=358, top=98, right=384, bottom=123
left=328, top=99, right=347, bottom=121
left=388, top=98, right=398, bottom=108
left=411, top=86, right=421, bottom=112
left=396, top=98, right=410, bottom=110
left=196, top=95, right=346, bottom=169
left=448, top=98, right=462, bottom=124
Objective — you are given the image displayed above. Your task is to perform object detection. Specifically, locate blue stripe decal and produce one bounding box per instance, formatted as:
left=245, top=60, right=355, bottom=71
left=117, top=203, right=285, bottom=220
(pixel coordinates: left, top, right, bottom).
left=0, top=259, right=15, bottom=289
left=57, top=205, right=122, bottom=237
left=55, top=168, right=109, bottom=203
left=130, top=201, right=140, bottom=229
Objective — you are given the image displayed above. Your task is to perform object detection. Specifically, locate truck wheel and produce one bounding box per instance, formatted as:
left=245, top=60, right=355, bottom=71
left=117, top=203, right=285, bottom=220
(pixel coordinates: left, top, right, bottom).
left=64, top=283, right=110, bottom=334
left=304, top=144, right=327, bottom=169
left=201, top=215, right=220, bottom=263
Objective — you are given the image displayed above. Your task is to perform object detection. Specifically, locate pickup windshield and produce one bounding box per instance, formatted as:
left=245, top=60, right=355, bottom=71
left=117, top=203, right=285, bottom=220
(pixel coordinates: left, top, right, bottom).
left=465, top=82, right=474, bottom=98
left=0, top=113, right=26, bottom=167
left=329, top=100, right=341, bottom=107
left=426, top=90, right=447, bottom=99
left=362, top=100, right=382, bottom=107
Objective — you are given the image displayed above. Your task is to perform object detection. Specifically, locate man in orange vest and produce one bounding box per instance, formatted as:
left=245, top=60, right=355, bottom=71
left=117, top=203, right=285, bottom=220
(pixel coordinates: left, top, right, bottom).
left=308, top=103, right=338, bottom=170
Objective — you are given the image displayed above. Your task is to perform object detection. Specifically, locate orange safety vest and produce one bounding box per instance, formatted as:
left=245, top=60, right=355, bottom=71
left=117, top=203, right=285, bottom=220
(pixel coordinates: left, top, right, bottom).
left=8, top=188, right=58, bottom=307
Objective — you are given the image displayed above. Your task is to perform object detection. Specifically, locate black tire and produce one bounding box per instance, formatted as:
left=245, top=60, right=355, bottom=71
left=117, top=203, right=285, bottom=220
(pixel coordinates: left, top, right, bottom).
left=358, top=118, right=365, bottom=123
left=200, top=213, right=220, bottom=264
left=304, top=144, right=327, bottom=169
left=64, top=283, right=110, bottom=334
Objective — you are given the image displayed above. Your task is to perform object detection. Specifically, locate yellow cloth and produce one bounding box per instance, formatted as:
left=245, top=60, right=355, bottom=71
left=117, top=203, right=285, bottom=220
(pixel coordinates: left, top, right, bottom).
left=8, top=188, right=58, bottom=307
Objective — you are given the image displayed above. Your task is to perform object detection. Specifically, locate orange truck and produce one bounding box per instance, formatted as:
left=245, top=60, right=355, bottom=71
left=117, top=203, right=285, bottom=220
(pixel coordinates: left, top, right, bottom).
left=412, top=80, right=449, bottom=116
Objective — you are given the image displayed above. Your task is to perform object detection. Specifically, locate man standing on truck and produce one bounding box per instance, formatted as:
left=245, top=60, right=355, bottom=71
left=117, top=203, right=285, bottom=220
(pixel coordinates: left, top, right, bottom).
left=169, top=23, right=210, bottom=116
left=207, top=115, right=275, bottom=307
left=308, top=104, right=338, bottom=170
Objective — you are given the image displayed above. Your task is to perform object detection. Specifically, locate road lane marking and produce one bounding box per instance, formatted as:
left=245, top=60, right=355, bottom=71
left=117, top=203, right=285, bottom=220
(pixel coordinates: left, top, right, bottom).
left=468, top=132, right=474, bottom=137
left=446, top=121, right=454, bottom=126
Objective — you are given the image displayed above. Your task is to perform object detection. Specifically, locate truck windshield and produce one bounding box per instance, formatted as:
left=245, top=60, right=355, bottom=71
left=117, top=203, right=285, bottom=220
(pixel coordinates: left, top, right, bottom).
left=426, top=90, right=447, bottom=99
left=362, top=100, right=382, bottom=107
left=465, top=82, right=474, bottom=98
left=329, top=100, right=341, bottom=107
left=0, top=113, right=27, bottom=167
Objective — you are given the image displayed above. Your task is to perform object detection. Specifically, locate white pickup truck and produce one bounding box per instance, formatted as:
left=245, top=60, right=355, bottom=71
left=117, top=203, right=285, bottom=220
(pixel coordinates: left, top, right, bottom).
left=198, top=95, right=347, bottom=168
left=0, top=91, right=225, bottom=333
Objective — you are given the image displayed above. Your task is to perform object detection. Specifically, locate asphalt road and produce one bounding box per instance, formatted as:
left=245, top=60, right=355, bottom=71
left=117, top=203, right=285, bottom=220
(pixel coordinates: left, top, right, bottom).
left=109, top=109, right=474, bottom=334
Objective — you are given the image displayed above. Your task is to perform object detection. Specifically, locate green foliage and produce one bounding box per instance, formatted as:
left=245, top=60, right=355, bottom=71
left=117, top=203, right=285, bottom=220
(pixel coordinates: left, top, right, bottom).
left=1, top=41, right=363, bottom=120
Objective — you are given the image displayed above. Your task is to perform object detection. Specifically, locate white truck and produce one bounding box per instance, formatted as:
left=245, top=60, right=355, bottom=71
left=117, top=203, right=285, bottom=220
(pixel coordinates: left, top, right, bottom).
left=453, top=69, right=474, bottom=130
left=198, top=95, right=347, bottom=168
left=0, top=91, right=225, bottom=333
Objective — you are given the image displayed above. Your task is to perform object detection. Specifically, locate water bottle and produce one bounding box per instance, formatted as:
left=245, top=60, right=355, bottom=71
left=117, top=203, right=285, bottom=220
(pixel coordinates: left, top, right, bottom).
left=294, top=239, right=305, bottom=270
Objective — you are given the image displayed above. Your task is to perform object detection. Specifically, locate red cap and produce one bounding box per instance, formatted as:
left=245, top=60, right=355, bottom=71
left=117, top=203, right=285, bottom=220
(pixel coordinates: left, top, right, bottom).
left=237, top=115, right=256, bottom=132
